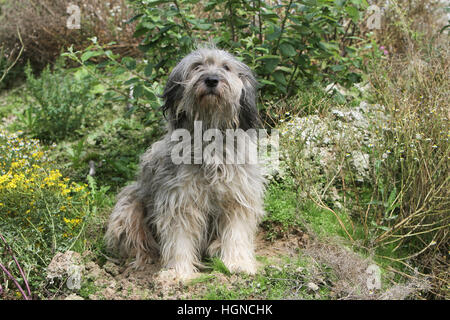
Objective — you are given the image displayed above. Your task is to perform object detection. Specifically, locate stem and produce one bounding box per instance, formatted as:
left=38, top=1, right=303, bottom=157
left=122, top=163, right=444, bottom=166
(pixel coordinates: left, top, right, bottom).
left=0, top=233, right=31, bottom=299
left=0, top=263, right=29, bottom=300
left=0, top=28, right=24, bottom=83
left=286, top=61, right=299, bottom=97
left=229, top=1, right=236, bottom=43
left=310, top=189, right=355, bottom=242
left=258, top=0, right=263, bottom=44
left=173, top=0, right=190, bottom=32
left=273, top=0, right=294, bottom=55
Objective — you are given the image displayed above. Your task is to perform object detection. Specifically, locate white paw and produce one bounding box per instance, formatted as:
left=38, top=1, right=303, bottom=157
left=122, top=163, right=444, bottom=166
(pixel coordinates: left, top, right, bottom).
left=223, top=258, right=257, bottom=275
left=156, top=268, right=198, bottom=282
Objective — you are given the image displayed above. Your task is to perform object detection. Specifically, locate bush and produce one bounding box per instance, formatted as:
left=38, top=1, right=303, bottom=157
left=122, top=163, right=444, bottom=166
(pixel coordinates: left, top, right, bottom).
left=129, top=0, right=369, bottom=97
left=22, top=60, right=106, bottom=143
left=56, top=117, right=164, bottom=190
left=63, top=40, right=164, bottom=124
left=0, top=130, right=91, bottom=296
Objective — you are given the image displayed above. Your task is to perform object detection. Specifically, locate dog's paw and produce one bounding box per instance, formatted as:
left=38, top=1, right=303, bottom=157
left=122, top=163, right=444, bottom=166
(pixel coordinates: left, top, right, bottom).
left=128, top=254, right=155, bottom=270
left=155, top=268, right=198, bottom=282
left=223, top=259, right=257, bottom=275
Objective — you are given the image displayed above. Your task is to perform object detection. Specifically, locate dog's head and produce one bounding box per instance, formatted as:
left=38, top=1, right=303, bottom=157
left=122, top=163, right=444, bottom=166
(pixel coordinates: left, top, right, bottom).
left=162, top=47, right=260, bottom=130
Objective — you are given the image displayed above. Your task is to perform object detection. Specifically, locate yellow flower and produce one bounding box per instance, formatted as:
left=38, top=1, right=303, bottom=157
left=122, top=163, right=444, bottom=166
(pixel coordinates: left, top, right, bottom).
left=63, top=217, right=82, bottom=226
left=32, top=151, right=44, bottom=159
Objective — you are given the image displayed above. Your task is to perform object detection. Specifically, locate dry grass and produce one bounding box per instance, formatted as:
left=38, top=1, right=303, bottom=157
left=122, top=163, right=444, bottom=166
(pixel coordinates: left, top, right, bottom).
left=363, top=1, right=450, bottom=297
left=0, top=0, right=140, bottom=69
left=371, top=0, right=448, bottom=55
left=367, top=44, right=449, bottom=298
left=305, top=238, right=430, bottom=300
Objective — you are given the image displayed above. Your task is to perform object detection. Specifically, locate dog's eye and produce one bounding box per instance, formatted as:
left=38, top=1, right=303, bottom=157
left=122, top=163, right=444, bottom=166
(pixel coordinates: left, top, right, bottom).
left=223, top=64, right=230, bottom=71
left=192, top=63, right=202, bottom=71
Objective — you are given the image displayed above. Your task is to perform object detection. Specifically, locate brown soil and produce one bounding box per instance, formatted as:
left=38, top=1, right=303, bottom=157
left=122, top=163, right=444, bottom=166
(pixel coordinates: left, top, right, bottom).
left=58, top=230, right=308, bottom=300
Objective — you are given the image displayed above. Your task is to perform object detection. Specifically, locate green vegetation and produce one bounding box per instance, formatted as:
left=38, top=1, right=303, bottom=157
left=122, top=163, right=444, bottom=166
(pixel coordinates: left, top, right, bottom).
left=0, top=131, right=91, bottom=295
left=22, top=60, right=107, bottom=142
left=0, top=0, right=448, bottom=300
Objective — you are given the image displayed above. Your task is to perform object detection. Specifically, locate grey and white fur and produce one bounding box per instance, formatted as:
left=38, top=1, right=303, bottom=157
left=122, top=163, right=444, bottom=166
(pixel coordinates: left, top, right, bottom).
left=104, top=46, right=266, bottom=279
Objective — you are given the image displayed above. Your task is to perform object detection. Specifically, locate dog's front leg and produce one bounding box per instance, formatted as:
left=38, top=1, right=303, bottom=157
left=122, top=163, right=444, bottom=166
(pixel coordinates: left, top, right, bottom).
left=157, top=207, right=205, bottom=279
left=212, top=206, right=259, bottom=275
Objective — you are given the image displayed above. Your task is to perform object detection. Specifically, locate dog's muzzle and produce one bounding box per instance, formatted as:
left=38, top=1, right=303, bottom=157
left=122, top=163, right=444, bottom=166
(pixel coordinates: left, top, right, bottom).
left=204, top=75, right=219, bottom=88
left=199, top=74, right=223, bottom=98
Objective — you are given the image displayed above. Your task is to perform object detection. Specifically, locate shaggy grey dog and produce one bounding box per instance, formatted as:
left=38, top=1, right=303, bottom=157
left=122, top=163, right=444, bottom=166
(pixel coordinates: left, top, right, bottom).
left=104, top=47, right=266, bottom=279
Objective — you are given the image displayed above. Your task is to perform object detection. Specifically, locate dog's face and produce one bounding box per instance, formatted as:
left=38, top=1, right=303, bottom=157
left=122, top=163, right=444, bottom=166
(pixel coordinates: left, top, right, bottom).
left=162, top=48, right=260, bottom=130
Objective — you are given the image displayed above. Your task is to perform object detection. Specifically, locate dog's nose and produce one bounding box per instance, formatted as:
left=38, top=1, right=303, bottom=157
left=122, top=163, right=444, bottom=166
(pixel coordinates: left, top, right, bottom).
left=204, top=76, right=219, bottom=88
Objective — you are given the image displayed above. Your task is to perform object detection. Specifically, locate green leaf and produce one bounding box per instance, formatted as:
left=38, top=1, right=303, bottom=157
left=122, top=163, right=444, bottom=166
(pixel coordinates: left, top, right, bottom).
left=90, top=84, right=106, bottom=95
left=319, top=41, right=340, bottom=53
left=126, top=14, right=143, bottom=24
left=277, top=66, right=294, bottom=73
left=387, top=187, right=397, bottom=208
left=259, top=79, right=276, bottom=86
left=334, top=0, right=346, bottom=7
left=263, top=59, right=279, bottom=73
left=266, top=30, right=281, bottom=41
left=133, top=84, right=144, bottom=98
left=124, top=77, right=140, bottom=86
left=330, top=65, right=345, bottom=72
left=113, top=67, right=127, bottom=76
left=345, top=6, right=360, bottom=23
left=143, top=86, right=157, bottom=101
left=81, top=51, right=103, bottom=62
left=255, top=55, right=281, bottom=61
left=133, top=27, right=149, bottom=38
left=279, top=43, right=296, bottom=57
left=144, top=63, right=153, bottom=77
left=272, top=71, right=287, bottom=85
left=122, top=57, right=137, bottom=71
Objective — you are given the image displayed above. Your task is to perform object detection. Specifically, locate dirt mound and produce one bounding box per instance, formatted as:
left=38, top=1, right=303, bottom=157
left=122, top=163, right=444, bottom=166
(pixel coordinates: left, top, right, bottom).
left=54, top=231, right=305, bottom=300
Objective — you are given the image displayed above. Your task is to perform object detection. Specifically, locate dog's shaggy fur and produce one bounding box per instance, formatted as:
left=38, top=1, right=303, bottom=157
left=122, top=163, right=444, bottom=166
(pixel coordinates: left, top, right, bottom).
left=104, top=47, right=266, bottom=279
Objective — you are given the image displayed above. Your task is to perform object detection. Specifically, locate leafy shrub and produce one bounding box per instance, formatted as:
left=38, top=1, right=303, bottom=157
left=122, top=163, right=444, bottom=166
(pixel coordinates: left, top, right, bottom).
left=22, top=60, right=106, bottom=143
left=56, top=117, right=164, bottom=190
left=129, top=0, right=369, bottom=97
left=0, top=130, right=91, bottom=296
left=63, top=40, right=163, bottom=124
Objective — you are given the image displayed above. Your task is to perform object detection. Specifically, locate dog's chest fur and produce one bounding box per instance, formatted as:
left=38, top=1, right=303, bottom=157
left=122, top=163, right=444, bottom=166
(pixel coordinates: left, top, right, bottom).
left=138, top=135, right=264, bottom=219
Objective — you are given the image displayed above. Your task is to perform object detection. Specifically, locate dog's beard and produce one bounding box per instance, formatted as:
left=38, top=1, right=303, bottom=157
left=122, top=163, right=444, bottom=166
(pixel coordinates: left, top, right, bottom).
left=178, top=78, right=241, bottom=129
left=196, top=85, right=222, bottom=108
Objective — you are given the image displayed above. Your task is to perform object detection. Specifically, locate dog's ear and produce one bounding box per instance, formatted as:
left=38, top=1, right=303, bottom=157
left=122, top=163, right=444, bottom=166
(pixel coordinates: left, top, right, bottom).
left=162, top=68, right=186, bottom=129
left=238, top=68, right=261, bottom=130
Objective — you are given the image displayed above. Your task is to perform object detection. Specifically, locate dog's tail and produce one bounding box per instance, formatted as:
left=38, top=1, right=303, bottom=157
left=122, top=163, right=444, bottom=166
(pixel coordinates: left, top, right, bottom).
left=104, top=183, right=158, bottom=268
